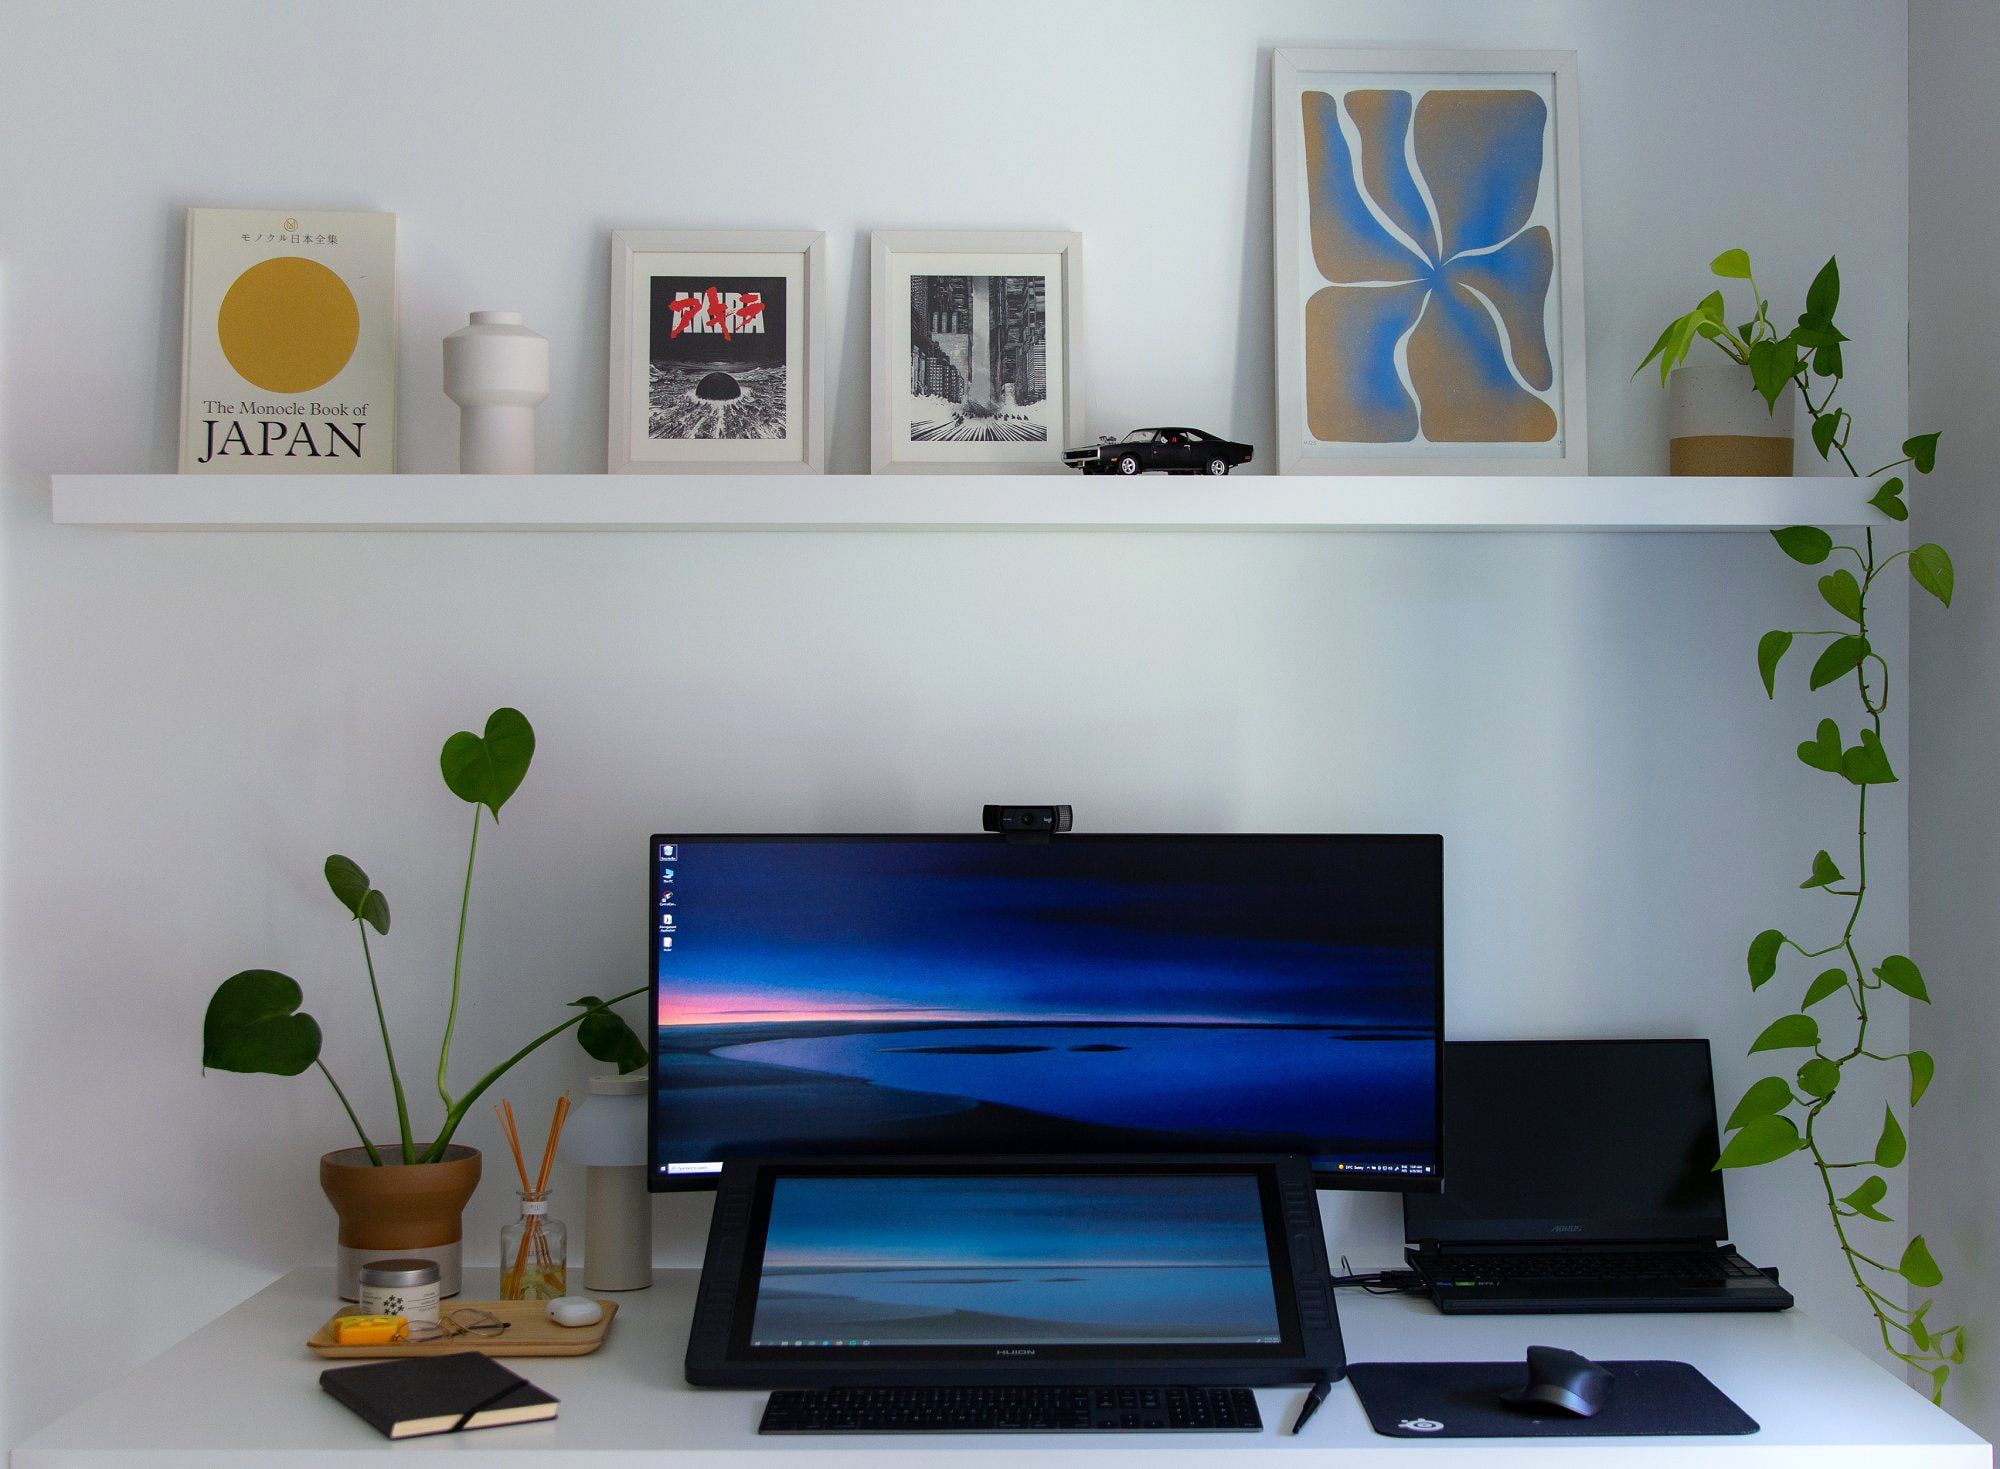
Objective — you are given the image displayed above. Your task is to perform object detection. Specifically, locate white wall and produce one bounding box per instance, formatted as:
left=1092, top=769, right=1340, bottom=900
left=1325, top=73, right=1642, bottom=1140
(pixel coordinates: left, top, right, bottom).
left=0, top=0, right=1913, bottom=1445
left=1910, top=0, right=2000, bottom=1441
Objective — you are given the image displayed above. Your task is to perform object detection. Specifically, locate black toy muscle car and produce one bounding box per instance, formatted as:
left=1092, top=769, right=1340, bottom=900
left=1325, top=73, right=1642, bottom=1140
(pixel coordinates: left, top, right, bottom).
left=1062, top=427, right=1255, bottom=475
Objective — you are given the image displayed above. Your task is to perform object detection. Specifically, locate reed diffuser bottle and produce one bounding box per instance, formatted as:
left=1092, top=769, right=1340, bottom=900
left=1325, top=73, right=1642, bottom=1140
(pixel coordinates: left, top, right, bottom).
left=495, top=1094, right=572, bottom=1301
left=500, top=1189, right=568, bottom=1301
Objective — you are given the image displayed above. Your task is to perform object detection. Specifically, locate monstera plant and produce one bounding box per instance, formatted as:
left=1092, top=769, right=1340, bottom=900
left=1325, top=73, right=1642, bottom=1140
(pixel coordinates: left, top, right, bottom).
left=1643, top=250, right=1963, bottom=1400
left=201, top=708, right=647, bottom=1164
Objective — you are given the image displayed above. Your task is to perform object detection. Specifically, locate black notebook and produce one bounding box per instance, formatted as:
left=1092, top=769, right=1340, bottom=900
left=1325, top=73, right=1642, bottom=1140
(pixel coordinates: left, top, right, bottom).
left=320, top=1352, right=559, bottom=1439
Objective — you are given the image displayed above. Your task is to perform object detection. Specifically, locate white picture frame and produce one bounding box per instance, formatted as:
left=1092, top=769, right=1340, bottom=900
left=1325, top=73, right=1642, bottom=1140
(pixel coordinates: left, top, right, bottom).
left=608, top=229, right=826, bottom=474
left=1271, top=48, right=1587, bottom=476
left=870, top=230, right=1084, bottom=475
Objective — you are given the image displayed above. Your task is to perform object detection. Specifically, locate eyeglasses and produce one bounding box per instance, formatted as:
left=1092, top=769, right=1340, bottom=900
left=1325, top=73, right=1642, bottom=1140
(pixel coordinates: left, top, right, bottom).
left=403, top=1308, right=513, bottom=1344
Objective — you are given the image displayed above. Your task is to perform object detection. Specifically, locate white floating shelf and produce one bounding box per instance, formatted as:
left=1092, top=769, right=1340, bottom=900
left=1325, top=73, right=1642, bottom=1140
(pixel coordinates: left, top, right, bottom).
left=49, top=473, right=1876, bottom=532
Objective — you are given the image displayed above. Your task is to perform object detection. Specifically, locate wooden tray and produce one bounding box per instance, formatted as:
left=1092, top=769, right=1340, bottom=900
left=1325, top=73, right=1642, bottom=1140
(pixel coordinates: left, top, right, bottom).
left=307, top=1298, right=618, bottom=1358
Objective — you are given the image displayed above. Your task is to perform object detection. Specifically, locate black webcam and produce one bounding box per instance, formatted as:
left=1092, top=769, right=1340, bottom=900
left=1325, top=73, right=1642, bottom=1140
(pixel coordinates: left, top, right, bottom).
left=982, top=804, right=1073, bottom=835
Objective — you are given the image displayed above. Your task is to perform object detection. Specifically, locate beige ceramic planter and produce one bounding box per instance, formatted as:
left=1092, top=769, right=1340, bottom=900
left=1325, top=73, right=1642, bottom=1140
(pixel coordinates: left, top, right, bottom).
left=320, top=1145, right=481, bottom=1301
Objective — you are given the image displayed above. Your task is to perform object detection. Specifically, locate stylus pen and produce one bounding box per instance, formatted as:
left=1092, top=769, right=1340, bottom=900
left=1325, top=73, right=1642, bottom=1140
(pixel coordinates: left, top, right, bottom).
left=1289, top=1378, right=1330, bottom=1435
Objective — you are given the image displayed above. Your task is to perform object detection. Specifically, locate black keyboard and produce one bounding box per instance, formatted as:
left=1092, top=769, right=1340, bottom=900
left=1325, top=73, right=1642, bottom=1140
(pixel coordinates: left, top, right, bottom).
left=759, top=1385, right=1263, bottom=1434
left=1430, top=1250, right=1766, bottom=1284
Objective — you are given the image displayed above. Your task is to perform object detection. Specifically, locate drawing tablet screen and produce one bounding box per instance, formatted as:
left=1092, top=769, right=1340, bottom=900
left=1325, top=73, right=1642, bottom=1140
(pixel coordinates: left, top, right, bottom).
left=746, top=1172, right=1283, bottom=1349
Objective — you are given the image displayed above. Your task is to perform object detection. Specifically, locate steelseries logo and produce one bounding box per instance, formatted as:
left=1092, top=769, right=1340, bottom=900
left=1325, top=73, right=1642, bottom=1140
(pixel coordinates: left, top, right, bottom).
left=994, top=1348, right=1037, bottom=1356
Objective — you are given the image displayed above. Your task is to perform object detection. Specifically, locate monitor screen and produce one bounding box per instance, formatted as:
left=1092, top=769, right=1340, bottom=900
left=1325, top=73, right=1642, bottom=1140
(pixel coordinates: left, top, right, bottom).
left=649, top=834, right=1442, bottom=1188
left=748, top=1172, right=1283, bottom=1348
left=1403, top=1039, right=1728, bottom=1244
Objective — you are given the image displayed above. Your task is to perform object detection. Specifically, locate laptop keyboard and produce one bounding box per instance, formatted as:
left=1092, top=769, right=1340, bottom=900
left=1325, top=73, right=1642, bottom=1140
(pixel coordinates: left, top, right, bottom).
left=1431, top=1251, right=1766, bottom=1285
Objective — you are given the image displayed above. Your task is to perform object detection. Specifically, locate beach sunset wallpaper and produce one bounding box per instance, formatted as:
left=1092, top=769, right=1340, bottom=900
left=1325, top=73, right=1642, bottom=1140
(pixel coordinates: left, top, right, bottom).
left=750, top=1174, right=1282, bottom=1346
left=652, top=837, right=1441, bottom=1174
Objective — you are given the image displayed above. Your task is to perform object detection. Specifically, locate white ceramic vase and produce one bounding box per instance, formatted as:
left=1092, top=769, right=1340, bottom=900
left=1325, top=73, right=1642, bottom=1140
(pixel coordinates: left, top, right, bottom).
left=442, top=311, right=549, bottom=474
left=1668, top=362, right=1795, bottom=476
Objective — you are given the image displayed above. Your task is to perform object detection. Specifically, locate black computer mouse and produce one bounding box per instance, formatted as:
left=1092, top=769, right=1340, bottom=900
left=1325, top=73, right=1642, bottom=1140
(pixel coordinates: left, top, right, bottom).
left=1499, top=1345, right=1615, bottom=1418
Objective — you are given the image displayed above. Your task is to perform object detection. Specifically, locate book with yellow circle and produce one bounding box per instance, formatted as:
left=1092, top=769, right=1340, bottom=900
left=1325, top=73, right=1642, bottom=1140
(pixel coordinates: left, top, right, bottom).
left=179, top=208, right=396, bottom=473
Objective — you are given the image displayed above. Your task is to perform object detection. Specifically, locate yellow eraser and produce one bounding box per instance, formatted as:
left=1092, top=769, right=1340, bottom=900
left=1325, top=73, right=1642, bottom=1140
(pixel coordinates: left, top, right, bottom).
left=332, top=1314, right=407, bottom=1345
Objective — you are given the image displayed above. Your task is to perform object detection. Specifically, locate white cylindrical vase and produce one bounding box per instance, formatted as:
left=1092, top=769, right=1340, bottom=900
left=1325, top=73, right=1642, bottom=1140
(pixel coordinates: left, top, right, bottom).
left=1668, top=362, right=1795, bottom=476
left=442, top=311, right=549, bottom=474
left=583, top=1166, right=653, bottom=1292
left=557, top=1071, right=654, bottom=1292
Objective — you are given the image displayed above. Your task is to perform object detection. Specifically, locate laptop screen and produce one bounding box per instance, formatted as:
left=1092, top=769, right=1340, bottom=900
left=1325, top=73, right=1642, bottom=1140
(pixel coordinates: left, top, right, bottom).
left=1404, top=1040, right=1728, bottom=1245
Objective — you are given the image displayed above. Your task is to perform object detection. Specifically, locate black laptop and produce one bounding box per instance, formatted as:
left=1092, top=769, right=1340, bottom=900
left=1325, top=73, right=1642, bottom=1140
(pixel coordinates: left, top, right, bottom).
left=1404, top=1039, right=1793, bottom=1314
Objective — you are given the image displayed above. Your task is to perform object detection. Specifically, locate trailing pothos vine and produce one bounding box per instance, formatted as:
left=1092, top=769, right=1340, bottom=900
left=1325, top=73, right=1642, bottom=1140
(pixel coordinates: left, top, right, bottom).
left=1642, top=249, right=1962, bottom=1402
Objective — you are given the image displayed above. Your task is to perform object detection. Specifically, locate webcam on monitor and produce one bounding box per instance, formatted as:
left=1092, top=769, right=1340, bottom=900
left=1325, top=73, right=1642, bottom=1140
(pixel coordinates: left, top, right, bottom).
left=981, top=804, right=1073, bottom=834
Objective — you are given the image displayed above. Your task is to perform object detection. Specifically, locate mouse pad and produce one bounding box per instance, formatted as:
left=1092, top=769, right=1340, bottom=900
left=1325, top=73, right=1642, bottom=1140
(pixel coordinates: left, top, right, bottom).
left=1348, top=1360, right=1758, bottom=1438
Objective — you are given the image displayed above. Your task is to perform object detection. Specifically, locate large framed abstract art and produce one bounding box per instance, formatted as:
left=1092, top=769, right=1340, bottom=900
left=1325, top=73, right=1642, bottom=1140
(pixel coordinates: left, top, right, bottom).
left=608, top=229, right=827, bottom=473
left=1271, top=50, right=1586, bottom=476
left=871, top=230, right=1084, bottom=474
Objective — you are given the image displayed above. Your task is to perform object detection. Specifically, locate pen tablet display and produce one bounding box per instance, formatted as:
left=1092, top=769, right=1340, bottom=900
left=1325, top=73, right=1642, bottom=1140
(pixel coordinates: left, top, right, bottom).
left=752, top=1173, right=1283, bottom=1347
left=685, top=1156, right=1345, bottom=1388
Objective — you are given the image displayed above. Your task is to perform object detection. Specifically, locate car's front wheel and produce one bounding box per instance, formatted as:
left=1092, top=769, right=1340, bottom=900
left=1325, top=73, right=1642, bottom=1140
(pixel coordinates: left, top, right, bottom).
left=1206, top=457, right=1229, bottom=475
left=1117, top=455, right=1141, bottom=475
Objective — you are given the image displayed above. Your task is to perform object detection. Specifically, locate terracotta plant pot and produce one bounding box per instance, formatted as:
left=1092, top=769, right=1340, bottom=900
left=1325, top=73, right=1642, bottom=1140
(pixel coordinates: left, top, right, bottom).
left=320, top=1145, right=481, bottom=1301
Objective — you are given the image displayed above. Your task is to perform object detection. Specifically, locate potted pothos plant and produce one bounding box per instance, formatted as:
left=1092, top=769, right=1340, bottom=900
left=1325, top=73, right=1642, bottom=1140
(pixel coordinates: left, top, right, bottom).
left=200, top=708, right=648, bottom=1298
left=1642, top=250, right=1964, bottom=1401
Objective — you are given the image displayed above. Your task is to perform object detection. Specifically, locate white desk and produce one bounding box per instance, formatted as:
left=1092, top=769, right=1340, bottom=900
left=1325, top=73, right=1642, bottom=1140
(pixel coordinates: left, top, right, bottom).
left=12, top=1267, right=1989, bottom=1466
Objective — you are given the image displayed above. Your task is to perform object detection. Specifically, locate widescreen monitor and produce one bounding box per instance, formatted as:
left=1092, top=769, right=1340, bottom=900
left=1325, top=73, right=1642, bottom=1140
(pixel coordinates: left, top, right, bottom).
left=648, top=834, right=1442, bottom=1190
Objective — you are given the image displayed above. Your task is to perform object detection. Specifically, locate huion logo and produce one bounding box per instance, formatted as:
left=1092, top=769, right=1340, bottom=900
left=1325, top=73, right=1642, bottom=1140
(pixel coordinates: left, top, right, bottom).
left=1399, top=1417, right=1444, bottom=1433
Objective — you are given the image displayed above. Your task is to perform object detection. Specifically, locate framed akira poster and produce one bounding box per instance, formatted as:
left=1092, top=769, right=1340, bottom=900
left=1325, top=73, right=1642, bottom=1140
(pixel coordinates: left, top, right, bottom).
left=1271, top=49, right=1587, bottom=475
left=608, top=229, right=827, bottom=473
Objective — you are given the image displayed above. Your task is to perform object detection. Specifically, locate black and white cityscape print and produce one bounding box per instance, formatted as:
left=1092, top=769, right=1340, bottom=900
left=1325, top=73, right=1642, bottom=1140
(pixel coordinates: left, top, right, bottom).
left=648, top=275, right=788, bottom=440
left=908, top=274, right=1049, bottom=441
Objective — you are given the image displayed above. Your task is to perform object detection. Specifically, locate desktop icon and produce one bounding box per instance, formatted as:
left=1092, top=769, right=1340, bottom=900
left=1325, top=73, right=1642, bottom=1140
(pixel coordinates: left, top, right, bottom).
left=660, top=844, right=677, bottom=859
left=661, top=935, right=673, bottom=950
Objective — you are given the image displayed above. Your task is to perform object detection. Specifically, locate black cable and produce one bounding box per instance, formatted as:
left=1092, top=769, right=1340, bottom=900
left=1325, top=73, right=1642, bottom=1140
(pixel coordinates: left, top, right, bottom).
left=1328, top=1254, right=1426, bottom=1296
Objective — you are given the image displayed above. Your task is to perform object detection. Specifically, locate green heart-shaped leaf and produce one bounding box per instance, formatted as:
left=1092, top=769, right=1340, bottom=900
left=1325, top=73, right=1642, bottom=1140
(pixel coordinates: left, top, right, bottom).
left=1771, top=525, right=1833, bottom=565
left=1875, top=1106, right=1907, bottom=1168
left=1749, top=1013, right=1819, bottom=1053
left=1818, top=569, right=1863, bottom=623
left=1874, top=955, right=1929, bottom=1003
left=203, top=970, right=322, bottom=1076
left=1911, top=543, right=1954, bottom=607
left=1868, top=476, right=1908, bottom=522
left=1842, top=728, right=1898, bottom=786
left=324, top=855, right=390, bottom=935
left=440, top=707, right=536, bottom=819
left=1909, top=1050, right=1936, bottom=1106
left=1797, top=1057, right=1841, bottom=1099
left=1802, top=968, right=1850, bottom=1008
left=1811, top=409, right=1846, bottom=460
left=1715, top=1113, right=1803, bottom=1169
left=1748, top=928, right=1786, bottom=989
left=571, top=994, right=648, bottom=1074
left=1812, top=342, right=1844, bottom=378
left=1809, top=634, right=1869, bottom=690
left=1797, top=719, right=1844, bottom=773
left=1806, top=257, right=1840, bottom=319
left=1899, top=1234, right=1943, bottom=1288
left=1841, top=1174, right=1891, bottom=1222
left=1749, top=337, right=1799, bottom=407
left=1725, top=1076, right=1795, bottom=1131
left=1756, top=631, right=1792, bottom=699
left=1904, top=432, right=1941, bottom=474
left=1710, top=248, right=1753, bottom=279
left=1799, top=849, right=1844, bottom=890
